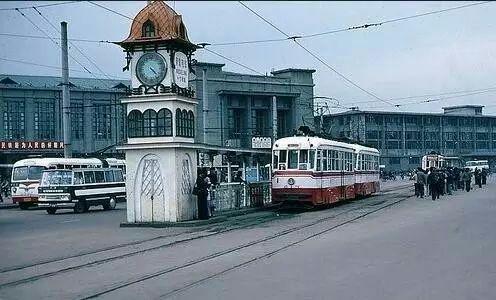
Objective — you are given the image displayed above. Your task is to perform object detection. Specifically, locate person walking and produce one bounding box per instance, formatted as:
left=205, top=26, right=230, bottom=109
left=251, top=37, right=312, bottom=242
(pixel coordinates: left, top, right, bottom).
left=233, top=170, right=246, bottom=208
left=427, top=168, right=439, bottom=201
left=452, top=167, right=459, bottom=192
left=481, top=168, right=488, bottom=185
left=446, top=168, right=454, bottom=195
left=474, top=168, right=482, bottom=188
left=207, top=167, right=218, bottom=216
left=462, top=168, right=472, bottom=192
left=194, top=169, right=210, bottom=220
left=415, top=167, right=427, bottom=198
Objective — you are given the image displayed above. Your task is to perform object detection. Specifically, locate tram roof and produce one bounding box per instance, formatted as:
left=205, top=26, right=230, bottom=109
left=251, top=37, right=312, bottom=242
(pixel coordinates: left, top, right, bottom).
left=273, top=136, right=379, bottom=154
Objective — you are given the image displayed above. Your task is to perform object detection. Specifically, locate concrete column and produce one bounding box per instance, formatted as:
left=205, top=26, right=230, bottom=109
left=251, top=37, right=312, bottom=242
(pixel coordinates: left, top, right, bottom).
left=272, top=96, right=277, bottom=141
left=25, top=94, right=35, bottom=140
left=202, top=68, right=207, bottom=144
left=0, top=92, right=4, bottom=138
left=256, top=161, right=260, bottom=182
left=83, top=94, right=93, bottom=154
left=227, top=161, right=232, bottom=183
left=402, top=115, right=406, bottom=155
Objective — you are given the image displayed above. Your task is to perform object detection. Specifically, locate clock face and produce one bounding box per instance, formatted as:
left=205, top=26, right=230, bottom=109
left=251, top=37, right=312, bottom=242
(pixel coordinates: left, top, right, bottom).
left=136, top=52, right=167, bottom=86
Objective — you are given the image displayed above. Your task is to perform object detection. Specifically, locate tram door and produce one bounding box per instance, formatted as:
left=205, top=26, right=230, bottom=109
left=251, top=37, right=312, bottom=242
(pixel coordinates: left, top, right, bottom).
left=340, top=152, right=346, bottom=200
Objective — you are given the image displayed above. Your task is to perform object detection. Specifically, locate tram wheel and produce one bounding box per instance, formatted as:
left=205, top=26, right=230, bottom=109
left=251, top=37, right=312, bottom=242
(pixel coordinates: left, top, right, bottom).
left=46, top=208, right=57, bottom=215
left=74, top=200, right=87, bottom=214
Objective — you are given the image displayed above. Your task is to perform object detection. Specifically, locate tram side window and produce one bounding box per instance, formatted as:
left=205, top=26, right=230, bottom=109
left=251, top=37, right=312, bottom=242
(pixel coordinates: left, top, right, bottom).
left=279, top=150, right=287, bottom=170
left=316, top=150, right=322, bottom=171
left=288, top=150, right=298, bottom=169
left=273, top=151, right=279, bottom=169
left=73, top=172, right=84, bottom=185
left=322, top=150, right=328, bottom=171
left=113, top=170, right=124, bottom=182
left=95, top=171, right=105, bottom=183
left=309, top=150, right=315, bottom=170
left=329, top=150, right=337, bottom=171
left=84, top=171, right=95, bottom=184
left=104, top=170, right=115, bottom=182
left=299, top=150, right=308, bottom=170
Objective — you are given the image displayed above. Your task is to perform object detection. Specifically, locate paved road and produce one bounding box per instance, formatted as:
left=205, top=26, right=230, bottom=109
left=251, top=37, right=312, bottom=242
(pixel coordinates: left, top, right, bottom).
left=3, top=179, right=493, bottom=299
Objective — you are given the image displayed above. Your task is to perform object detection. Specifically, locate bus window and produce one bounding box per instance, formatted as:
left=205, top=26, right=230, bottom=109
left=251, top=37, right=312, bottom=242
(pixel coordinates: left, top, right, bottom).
left=84, top=171, right=95, bottom=184
left=104, top=170, right=114, bottom=182
left=74, top=172, right=84, bottom=184
left=299, top=150, right=308, bottom=170
left=287, top=150, right=298, bottom=169
left=113, top=170, right=124, bottom=182
left=309, top=150, right=315, bottom=169
left=95, top=171, right=105, bottom=183
left=12, top=167, right=28, bottom=181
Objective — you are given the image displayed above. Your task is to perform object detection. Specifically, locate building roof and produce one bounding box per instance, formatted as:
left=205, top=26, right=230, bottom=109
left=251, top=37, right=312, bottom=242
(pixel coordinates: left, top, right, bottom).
left=442, top=105, right=484, bottom=110
left=271, top=68, right=316, bottom=75
left=0, top=74, right=130, bottom=91
left=117, top=1, right=196, bottom=50
left=324, top=108, right=496, bottom=118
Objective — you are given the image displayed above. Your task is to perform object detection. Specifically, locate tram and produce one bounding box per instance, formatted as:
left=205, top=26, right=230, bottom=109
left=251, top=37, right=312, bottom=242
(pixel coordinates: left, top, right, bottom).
left=271, top=136, right=380, bottom=206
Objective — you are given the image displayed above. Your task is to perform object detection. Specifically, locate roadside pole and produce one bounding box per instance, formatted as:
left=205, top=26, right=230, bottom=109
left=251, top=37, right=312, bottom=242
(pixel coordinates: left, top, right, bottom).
left=61, top=21, right=72, bottom=157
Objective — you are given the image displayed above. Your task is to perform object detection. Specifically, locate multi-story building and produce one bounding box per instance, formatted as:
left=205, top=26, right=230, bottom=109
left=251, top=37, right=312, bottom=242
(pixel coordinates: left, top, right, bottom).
left=320, top=105, right=496, bottom=171
left=0, top=74, right=129, bottom=164
left=190, top=62, right=315, bottom=149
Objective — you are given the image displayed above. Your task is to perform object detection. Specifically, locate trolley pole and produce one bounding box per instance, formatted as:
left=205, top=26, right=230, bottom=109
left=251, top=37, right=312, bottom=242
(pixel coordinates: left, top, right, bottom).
left=61, top=21, right=72, bottom=157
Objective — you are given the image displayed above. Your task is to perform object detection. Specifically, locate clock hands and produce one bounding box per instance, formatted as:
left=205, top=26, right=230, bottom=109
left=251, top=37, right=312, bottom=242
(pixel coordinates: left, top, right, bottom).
left=149, top=66, right=157, bottom=75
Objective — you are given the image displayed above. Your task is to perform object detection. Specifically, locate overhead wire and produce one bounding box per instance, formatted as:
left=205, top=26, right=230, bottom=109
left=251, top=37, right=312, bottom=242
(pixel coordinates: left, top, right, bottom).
left=238, top=1, right=397, bottom=108
left=0, top=32, right=114, bottom=43
left=0, top=1, right=80, bottom=11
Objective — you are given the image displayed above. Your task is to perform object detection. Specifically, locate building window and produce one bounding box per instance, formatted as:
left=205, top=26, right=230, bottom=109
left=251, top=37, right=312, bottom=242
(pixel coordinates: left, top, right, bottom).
left=475, top=118, right=489, bottom=127
left=366, top=115, right=383, bottom=125
left=251, top=109, right=268, bottom=136
left=142, top=20, right=155, bottom=38
left=405, top=116, right=421, bottom=125
left=187, top=110, right=195, bottom=137
left=476, top=141, right=489, bottom=149
left=386, top=130, right=401, bottom=140
left=228, top=108, right=244, bottom=139
left=405, top=131, right=421, bottom=140
left=406, top=141, right=421, bottom=149
left=128, top=110, right=143, bottom=138
left=157, top=108, right=173, bottom=136
left=443, top=117, right=457, bottom=126
left=34, top=101, right=55, bottom=139
left=385, top=115, right=401, bottom=125
left=366, top=130, right=379, bottom=140
left=94, top=105, right=112, bottom=140
left=277, top=110, right=289, bottom=138
left=460, top=117, right=473, bottom=127
left=389, top=157, right=400, bottom=165
left=72, top=102, right=84, bottom=140
left=175, top=109, right=193, bottom=137
left=409, top=157, right=420, bottom=165
left=143, top=109, right=157, bottom=136
left=424, top=117, right=440, bottom=126
left=3, top=100, right=25, bottom=139
left=476, top=132, right=489, bottom=140
left=387, top=141, right=401, bottom=149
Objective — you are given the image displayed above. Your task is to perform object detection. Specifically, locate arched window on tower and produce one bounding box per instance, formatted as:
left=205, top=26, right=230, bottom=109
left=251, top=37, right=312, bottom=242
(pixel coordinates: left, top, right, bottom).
left=188, top=110, right=195, bottom=137
left=142, top=20, right=156, bottom=38
left=182, top=109, right=189, bottom=137
left=143, top=109, right=157, bottom=136
left=157, top=108, right=172, bottom=136
left=128, top=110, right=143, bottom=137
left=176, top=108, right=183, bottom=136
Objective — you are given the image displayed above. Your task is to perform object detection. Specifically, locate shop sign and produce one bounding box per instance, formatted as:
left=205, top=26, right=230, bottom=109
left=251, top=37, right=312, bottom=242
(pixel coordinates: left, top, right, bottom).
left=251, top=137, right=272, bottom=149
left=0, top=141, right=64, bottom=151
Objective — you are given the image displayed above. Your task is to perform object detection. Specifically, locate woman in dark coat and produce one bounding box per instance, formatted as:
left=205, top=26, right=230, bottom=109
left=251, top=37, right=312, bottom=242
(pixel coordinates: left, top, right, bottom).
left=195, top=170, right=210, bottom=220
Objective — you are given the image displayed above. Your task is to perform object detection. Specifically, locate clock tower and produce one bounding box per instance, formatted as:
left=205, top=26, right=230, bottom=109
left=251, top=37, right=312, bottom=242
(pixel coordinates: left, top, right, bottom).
left=117, top=1, right=199, bottom=223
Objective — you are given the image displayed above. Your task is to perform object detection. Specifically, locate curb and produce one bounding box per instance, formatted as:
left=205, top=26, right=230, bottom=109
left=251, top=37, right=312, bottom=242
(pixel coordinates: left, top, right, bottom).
left=0, top=204, right=18, bottom=210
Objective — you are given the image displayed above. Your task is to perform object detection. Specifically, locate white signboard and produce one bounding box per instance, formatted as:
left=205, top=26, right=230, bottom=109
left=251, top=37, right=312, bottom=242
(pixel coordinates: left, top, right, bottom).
left=174, top=51, right=189, bottom=89
left=252, top=137, right=272, bottom=149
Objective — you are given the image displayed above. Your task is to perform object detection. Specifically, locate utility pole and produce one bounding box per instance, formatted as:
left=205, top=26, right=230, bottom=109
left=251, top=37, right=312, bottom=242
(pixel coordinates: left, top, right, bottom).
left=202, top=68, right=207, bottom=143
left=61, top=21, right=71, bottom=157
left=272, top=96, right=277, bottom=142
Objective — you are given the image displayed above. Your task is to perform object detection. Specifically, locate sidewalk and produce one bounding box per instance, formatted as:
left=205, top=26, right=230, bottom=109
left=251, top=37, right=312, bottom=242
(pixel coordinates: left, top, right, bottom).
left=120, top=205, right=276, bottom=228
left=0, top=196, right=17, bottom=209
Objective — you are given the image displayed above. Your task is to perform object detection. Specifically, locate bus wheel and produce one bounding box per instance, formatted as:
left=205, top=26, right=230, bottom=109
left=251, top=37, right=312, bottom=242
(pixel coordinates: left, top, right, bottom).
left=46, top=208, right=57, bottom=215
left=103, top=197, right=116, bottom=210
left=19, top=203, right=30, bottom=210
left=74, top=200, right=87, bottom=214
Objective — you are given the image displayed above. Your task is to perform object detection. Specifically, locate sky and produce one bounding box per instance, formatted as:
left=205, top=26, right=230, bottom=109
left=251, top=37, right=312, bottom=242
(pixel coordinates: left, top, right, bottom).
left=1, top=1, right=495, bottom=114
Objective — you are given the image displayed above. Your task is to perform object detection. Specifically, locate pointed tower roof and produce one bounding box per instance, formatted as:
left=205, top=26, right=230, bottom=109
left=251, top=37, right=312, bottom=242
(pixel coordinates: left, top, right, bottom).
left=117, top=1, right=197, bottom=50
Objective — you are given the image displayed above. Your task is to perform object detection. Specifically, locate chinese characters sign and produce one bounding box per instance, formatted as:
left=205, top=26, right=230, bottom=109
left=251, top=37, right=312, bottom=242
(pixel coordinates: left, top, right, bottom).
left=174, top=51, right=189, bottom=89
left=0, top=141, right=64, bottom=151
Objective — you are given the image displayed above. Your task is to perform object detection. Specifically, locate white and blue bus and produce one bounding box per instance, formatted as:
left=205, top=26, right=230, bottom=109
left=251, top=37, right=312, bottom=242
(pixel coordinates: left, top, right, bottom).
left=38, top=167, right=126, bottom=214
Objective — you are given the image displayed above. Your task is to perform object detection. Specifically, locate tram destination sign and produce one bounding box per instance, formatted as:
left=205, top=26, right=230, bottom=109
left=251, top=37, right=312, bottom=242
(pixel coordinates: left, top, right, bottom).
left=0, top=141, right=64, bottom=151
left=251, top=137, right=272, bottom=149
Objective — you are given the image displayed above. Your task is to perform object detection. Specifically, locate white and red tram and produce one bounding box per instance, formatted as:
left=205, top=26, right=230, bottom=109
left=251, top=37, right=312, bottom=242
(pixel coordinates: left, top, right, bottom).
left=271, top=136, right=380, bottom=206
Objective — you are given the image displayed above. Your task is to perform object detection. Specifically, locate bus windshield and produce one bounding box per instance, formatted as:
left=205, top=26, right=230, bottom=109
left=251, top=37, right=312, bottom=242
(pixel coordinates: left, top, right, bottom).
left=12, top=166, right=45, bottom=181
left=41, top=170, right=73, bottom=186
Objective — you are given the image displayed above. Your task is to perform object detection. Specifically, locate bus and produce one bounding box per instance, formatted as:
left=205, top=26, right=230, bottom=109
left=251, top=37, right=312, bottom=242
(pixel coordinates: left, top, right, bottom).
left=38, top=167, right=125, bottom=214
left=10, top=158, right=123, bottom=209
left=421, top=153, right=446, bottom=170
left=465, top=160, right=489, bottom=173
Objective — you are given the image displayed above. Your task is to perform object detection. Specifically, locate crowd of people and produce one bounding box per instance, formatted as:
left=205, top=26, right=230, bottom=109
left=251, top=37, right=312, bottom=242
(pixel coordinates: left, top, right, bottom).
left=413, top=167, right=489, bottom=200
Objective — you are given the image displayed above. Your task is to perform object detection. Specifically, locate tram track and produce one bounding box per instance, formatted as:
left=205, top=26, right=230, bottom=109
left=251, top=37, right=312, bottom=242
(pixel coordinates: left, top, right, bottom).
left=79, top=185, right=413, bottom=299
left=0, top=184, right=412, bottom=295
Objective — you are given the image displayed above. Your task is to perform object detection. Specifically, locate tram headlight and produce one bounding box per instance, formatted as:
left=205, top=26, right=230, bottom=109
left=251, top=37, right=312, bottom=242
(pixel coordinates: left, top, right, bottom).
left=288, top=178, right=295, bottom=186
left=12, top=187, right=16, bottom=194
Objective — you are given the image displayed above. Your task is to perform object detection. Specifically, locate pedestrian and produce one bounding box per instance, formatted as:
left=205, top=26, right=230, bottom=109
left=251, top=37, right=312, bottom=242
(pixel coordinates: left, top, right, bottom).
left=194, top=169, right=210, bottom=220
left=481, top=168, right=487, bottom=185
left=233, top=170, right=246, bottom=208
left=415, top=167, right=427, bottom=198
left=427, top=167, right=439, bottom=201
left=207, top=167, right=218, bottom=216
left=462, top=168, right=472, bottom=192
left=474, top=168, right=482, bottom=188
left=446, top=168, right=454, bottom=195
left=452, top=167, right=459, bottom=192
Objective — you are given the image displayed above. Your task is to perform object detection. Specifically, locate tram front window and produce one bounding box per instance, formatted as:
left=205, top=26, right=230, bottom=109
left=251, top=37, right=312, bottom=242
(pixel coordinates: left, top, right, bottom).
left=288, top=150, right=298, bottom=169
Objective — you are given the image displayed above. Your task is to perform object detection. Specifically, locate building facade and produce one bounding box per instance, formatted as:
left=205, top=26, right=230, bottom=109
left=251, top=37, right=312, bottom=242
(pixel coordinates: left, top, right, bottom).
left=190, top=62, right=315, bottom=149
left=320, top=105, right=496, bottom=171
left=0, top=74, right=129, bottom=164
